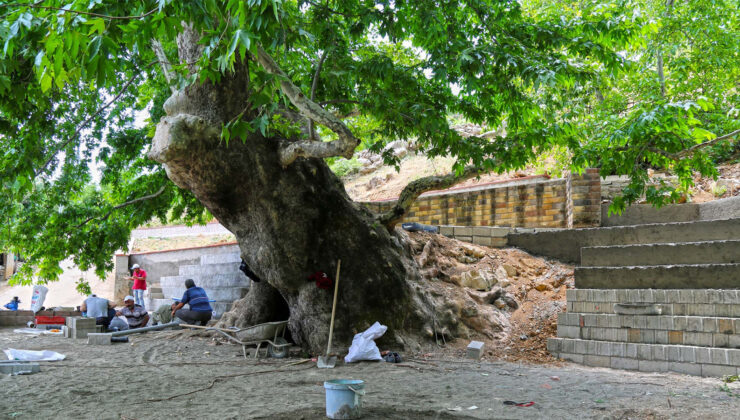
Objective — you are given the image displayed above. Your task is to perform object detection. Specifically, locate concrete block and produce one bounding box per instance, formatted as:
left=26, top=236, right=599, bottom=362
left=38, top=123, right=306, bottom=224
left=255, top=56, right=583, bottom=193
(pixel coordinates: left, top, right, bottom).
left=679, top=346, right=696, bottom=363
left=652, top=345, right=666, bottom=361
left=710, top=348, right=729, bottom=365
left=560, top=353, right=584, bottom=364
left=669, top=362, right=702, bottom=376
left=637, top=344, right=653, bottom=360
left=566, top=289, right=576, bottom=302
left=611, top=357, right=638, bottom=370
left=678, top=290, right=694, bottom=303
left=728, top=349, right=740, bottom=366
left=439, top=226, right=454, bottom=237
left=0, top=363, right=40, bottom=375
left=596, top=341, right=611, bottom=356
left=655, top=330, right=668, bottom=344
left=625, top=343, right=638, bottom=359
left=717, top=319, right=734, bottom=335
left=640, top=330, right=656, bottom=344
left=70, top=327, right=97, bottom=339
left=584, top=355, right=610, bottom=368
left=652, top=290, right=666, bottom=303
left=722, top=290, right=738, bottom=304
left=561, top=339, right=575, bottom=354
left=684, top=332, right=713, bottom=347
left=638, top=360, right=669, bottom=372
left=472, top=236, right=492, bottom=246
left=66, top=317, right=95, bottom=329
left=453, top=226, right=473, bottom=236
left=574, top=339, right=588, bottom=354
left=466, top=341, right=484, bottom=360
left=701, top=364, right=736, bottom=377
left=713, top=334, right=730, bottom=348
left=610, top=342, right=626, bottom=357
left=668, top=331, right=684, bottom=345
left=730, top=335, right=740, bottom=349
left=546, top=338, right=561, bottom=353
left=645, top=317, right=661, bottom=330
left=87, top=333, right=113, bottom=345
left=665, top=346, right=681, bottom=362
left=706, top=290, right=724, bottom=304
left=673, top=317, right=688, bottom=331
left=695, top=347, right=712, bottom=364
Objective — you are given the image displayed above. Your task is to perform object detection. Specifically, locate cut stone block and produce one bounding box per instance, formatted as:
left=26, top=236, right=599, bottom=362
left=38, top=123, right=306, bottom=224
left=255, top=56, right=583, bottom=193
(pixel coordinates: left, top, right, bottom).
left=613, top=303, right=662, bottom=315
left=87, top=333, right=113, bottom=345
left=0, top=363, right=40, bottom=375
left=466, top=341, right=484, bottom=360
left=66, top=317, right=96, bottom=329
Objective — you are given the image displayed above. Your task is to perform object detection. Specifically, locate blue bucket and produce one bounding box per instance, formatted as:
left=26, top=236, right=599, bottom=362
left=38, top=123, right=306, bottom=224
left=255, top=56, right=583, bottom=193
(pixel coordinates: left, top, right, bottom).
left=323, top=379, right=365, bottom=419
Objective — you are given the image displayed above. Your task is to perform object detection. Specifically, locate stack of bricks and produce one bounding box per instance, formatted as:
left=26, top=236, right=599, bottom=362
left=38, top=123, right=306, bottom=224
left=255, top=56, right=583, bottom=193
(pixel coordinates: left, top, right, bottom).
left=439, top=226, right=513, bottom=247
left=567, top=168, right=601, bottom=228
left=362, top=174, right=595, bottom=229
left=65, top=316, right=102, bottom=339
left=0, top=310, right=82, bottom=327
left=548, top=289, right=740, bottom=377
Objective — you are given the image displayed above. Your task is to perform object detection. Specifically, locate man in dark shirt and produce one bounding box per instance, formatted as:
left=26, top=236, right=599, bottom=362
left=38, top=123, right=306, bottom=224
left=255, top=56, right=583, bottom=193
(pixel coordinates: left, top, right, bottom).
left=172, top=279, right=213, bottom=326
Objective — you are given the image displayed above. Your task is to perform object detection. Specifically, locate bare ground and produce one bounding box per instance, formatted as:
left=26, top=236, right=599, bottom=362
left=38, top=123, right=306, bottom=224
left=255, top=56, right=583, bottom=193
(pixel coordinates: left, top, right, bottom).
left=1, top=329, right=738, bottom=420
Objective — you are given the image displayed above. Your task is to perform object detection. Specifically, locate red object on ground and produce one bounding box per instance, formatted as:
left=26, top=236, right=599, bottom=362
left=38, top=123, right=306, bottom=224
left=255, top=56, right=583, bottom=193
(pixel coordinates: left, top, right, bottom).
left=35, top=316, right=66, bottom=325
left=308, top=271, right=333, bottom=290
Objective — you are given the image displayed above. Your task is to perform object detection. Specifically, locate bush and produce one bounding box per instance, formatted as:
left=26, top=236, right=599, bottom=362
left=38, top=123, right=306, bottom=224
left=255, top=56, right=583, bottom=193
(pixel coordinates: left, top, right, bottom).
left=329, top=157, right=363, bottom=178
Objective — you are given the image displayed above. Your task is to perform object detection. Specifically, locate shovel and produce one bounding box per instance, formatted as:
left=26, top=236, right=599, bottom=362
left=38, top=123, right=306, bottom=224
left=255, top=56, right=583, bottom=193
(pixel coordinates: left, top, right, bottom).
left=318, top=259, right=341, bottom=368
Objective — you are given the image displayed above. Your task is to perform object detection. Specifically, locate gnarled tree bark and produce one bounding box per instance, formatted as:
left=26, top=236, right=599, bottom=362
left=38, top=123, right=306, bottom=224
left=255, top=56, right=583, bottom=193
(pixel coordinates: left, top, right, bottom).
left=149, top=38, right=458, bottom=354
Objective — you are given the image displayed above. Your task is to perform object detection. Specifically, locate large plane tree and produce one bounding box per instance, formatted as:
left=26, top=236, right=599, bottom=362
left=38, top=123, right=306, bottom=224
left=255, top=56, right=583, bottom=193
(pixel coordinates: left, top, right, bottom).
left=1, top=0, right=735, bottom=352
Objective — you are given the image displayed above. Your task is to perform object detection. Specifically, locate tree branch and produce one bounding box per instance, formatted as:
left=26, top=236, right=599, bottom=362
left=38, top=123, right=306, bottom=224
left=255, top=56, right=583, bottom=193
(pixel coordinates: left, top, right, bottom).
left=676, top=128, right=740, bottom=158
left=255, top=46, right=361, bottom=166
left=152, top=40, right=177, bottom=94
left=1, top=3, right=158, bottom=20
left=308, top=50, right=328, bottom=140
left=377, top=165, right=483, bottom=230
left=35, top=61, right=157, bottom=177
left=76, top=186, right=167, bottom=228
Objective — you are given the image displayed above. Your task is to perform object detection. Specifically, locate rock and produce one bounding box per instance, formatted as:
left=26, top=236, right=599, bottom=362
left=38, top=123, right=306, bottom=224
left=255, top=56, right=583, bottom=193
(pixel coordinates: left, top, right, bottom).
left=494, top=265, right=508, bottom=282
left=493, top=298, right=507, bottom=309
left=385, top=173, right=394, bottom=181
left=520, top=334, right=528, bottom=341
left=483, top=286, right=503, bottom=304
left=418, top=240, right=435, bottom=268
left=534, top=282, right=551, bottom=292
left=498, top=279, right=512, bottom=288
left=502, top=264, right=517, bottom=277
left=392, top=147, right=408, bottom=159
left=448, top=274, right=462, bottom=286
left=357, top=157, right=371, bottom=166
left=502, top=294, right=519, bottom=309
left=461, top=305, right=478, bottom=318
left=460, top=269, right=496, bottom=291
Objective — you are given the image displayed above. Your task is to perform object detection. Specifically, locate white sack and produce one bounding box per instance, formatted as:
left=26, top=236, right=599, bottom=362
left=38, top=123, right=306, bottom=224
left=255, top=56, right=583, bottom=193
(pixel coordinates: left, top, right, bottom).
left=344, top=322, right=387, bottom=363
left=4, top=348, right=65, bottom=361
left=30, top=285, right=48, bottom=312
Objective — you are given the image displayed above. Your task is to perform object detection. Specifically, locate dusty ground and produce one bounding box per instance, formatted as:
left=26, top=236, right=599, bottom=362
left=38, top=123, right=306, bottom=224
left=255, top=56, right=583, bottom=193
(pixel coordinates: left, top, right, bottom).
left=1, top=329, right=738, bottom=420
left=130, top=234, right=236, bottom=253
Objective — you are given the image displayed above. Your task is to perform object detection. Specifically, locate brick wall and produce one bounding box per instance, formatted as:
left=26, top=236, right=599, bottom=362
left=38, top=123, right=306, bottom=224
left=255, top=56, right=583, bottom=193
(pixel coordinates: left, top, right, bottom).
left=0, top=310, right=82, bottom=327
left=363, top=170, right=602, bottom=229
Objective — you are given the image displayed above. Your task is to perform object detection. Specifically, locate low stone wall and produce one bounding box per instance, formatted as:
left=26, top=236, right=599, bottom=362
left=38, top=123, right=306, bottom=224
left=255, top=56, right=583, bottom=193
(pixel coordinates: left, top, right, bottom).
left=602, top=195, right=740, bottom=227
left=0, top=310, right=82, bottom=327
left=363, top=169, right=601, bottom=229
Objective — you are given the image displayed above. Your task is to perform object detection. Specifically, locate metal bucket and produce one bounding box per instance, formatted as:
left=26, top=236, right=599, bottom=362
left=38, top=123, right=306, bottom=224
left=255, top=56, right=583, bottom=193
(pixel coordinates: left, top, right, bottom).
left=323, top=379, right=365, bottom=419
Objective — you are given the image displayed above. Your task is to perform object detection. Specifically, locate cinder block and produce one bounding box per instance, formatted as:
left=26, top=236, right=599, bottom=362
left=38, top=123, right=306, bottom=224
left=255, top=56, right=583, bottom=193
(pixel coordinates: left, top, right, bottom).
left=574, top=339, right=588, bottom=354
left=0, top=363, right=40, bottom=375
left=87, top=333, right=113, bottom=345
left=439, top=226, right=454, bottom=236
left=561, top=339, right=575, bottom=354
left=584, top=355, right=610, bottom=368
left=669, top=362, right=702, bottom=376
left=66, top=317, right=95, bottom=329
left=637, top=344, right=652, bottom=360
left=718, top=319, right=734, bottom=335
left=695, top=347, right=712, bottom=364
left=70, top=327, right=97, bottom=339
left=730, top=335, right=740, bottom=349
left=684, top=332, right=713, bottom=347
left=466, top=340, right=484, bottom=360
left=665, top=346, right=681, bottom=362
left=453, top=226, right=472, bottom=236
left=472, top=236, right=492, bottom=246
left=566, top=289, right=576, bottom=302
left=560, top=353, right=584, bottom=364
left=655, top=330, right=668, bottom=344
left=701, top=364, right=736, bottom=377
left=713, top=334, right=730, bottom=348
left=728, top=349, right=740, bottom=366
left=710, top=348, right=729, bottom=365
left=610, top=342, right=626, bottom=357
left=546, top=338, right=560, bottom=353
left=638, top=360, right=669, bottom=372
left=679, top=346, right=696, bottom=363
left=611, top=357, right=638, bottom=370
left=652, top=345, right=666, bottom=360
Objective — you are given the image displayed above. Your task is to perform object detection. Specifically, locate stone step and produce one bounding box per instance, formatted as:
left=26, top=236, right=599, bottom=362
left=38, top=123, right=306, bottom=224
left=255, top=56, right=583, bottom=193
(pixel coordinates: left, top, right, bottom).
left=565, top=289, right=740, bottom=317
left=179, top=262, right=241, bottom=276
left=574, top=263, right=740, bottom=289
left=547, top=337, right=739, bottom=377
left=508, top=218, right=740, bottom=263
left=145, top=299, right=234, bottom=319
left=557, top=313, right=740, bottom=348
left=149, top=293, right=164, bottom=299
left=148, top=287, right=162, bottom=294
left=200, top=253, right=241, bottom=265
left=581, top=240, right=740, bottom=267
left=160, top=286, right=248, bottom=302
left=160, top=273, right=249, bottom=288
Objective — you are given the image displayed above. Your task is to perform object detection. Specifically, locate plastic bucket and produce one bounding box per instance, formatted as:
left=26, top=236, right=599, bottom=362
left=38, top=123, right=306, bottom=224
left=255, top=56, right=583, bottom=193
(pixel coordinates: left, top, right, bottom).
left=323, top=379, right=365, bottom=419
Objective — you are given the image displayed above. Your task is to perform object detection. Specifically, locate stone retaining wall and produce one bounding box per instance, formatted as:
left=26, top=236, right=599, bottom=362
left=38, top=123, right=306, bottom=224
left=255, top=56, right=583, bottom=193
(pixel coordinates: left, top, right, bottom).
left=363, top=169, right=601, bottom=229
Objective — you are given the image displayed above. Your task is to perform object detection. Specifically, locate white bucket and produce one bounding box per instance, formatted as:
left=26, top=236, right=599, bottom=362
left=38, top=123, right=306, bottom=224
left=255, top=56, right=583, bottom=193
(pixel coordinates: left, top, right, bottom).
left=323, top=379, right=365, bottom=419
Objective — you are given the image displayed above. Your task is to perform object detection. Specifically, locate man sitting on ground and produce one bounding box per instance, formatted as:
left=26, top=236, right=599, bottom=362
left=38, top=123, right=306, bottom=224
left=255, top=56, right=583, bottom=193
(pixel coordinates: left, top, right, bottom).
left=116, top=295, right=149, bottom=329
left=152, top=302, right=177, bottom=325
left=81, top=294, right=116, bottom=329
left=172, top=279, right=213, bottom=326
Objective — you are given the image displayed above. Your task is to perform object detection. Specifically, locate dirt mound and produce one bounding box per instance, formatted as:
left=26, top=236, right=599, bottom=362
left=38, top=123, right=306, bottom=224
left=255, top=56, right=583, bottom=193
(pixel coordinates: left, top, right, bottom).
left=404, top=231, right=573, bottom=363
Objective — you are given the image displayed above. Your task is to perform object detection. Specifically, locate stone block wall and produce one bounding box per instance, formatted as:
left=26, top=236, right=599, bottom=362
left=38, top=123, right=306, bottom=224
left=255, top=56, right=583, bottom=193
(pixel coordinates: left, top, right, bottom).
left=363, top=170, right=602, bottom=229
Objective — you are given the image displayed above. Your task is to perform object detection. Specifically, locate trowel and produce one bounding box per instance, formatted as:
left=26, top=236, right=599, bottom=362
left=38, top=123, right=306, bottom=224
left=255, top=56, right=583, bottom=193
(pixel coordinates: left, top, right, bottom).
left=318, top=260, right=341, bottom=368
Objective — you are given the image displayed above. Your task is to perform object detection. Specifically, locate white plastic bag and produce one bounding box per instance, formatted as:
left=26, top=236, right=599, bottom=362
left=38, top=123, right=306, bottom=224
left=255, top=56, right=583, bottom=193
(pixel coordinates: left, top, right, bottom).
left=30, top=285, right=48, bottom=312
left=344, top=322, right=387, bottom=363
left=4, top=348, right=65, bottom=361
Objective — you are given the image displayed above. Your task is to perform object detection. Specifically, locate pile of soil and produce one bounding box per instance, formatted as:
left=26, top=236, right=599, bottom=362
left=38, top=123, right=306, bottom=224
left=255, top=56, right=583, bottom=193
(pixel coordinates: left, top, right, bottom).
left=403, top=231, right=573, bottom=364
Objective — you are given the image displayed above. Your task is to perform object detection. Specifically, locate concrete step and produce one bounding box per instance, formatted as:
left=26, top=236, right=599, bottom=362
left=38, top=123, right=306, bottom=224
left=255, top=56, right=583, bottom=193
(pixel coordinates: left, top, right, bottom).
left=149, top=293, right=164, bottom=299
left=581, top=240, right=740, bottom=267
left=160, top=286, right=248, bottom=302
left=574, top=263, right=740, bottom=289
left=547, top=337, right=740, bottom=377
left=508, top=218, right=740, bottom=263
left=565, top=289, right=740, bottom=317
left=201, top=253, right=241, bottom=265
left=557, top=313, right=740, bottom=348
left=179, top=262, right=241, bottom=276
left=160, top=273, right=249, bottom=288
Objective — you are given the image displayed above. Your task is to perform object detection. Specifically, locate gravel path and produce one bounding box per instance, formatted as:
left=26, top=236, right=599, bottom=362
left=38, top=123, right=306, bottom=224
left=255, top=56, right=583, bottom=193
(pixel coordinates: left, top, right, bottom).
left=0, top=329, right=737, bottom=419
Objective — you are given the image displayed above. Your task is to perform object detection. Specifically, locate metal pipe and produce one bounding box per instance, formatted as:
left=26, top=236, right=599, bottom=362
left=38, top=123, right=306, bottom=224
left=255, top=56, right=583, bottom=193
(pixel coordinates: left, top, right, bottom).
left=110, top=321, right=181, bottom=337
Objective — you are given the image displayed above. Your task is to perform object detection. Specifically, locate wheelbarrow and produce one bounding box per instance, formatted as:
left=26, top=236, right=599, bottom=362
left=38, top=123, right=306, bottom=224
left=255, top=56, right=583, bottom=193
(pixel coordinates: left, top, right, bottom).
left=195, top=320, right=291, bottom=359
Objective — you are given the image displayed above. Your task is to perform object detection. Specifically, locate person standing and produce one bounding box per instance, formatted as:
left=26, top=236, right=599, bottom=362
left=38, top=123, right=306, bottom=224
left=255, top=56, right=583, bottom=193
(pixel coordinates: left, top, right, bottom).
left=129, top=264, right=147, bottom=310
left=172, top=279, right=213, bottom=326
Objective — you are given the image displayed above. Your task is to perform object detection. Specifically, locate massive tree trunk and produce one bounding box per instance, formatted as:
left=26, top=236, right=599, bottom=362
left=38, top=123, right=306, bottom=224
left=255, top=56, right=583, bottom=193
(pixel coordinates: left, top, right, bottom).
left=148, top=36, right=450, bottom=354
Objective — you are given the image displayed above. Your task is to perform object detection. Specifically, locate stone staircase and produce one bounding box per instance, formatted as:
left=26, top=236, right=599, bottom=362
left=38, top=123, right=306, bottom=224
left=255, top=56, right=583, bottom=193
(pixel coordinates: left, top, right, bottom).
left=546, top=218, right=740, bottom=377
left=146, top=252, right=250, bottom=318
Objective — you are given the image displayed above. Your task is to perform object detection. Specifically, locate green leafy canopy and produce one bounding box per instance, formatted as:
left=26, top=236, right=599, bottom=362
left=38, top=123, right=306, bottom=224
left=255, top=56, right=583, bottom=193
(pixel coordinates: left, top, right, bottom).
left=0, top=0, right=736, bottom=284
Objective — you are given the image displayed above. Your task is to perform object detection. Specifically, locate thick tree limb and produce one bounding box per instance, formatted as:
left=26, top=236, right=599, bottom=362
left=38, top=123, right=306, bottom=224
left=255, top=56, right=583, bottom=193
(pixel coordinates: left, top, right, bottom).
left=377, top=166, right=483, bottom=230
left=308, top=50, right=328, bottom=140
left=255, top=46, right=361, bottom=166
left=76, top=185, right=167, bottom=228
